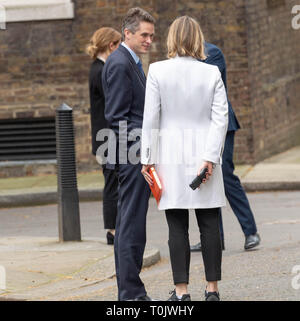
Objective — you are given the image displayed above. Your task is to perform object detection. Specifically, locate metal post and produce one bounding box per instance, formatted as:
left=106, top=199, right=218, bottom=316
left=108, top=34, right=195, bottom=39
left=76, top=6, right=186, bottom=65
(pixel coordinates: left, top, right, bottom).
left=56, top=103, right=81, bottom=242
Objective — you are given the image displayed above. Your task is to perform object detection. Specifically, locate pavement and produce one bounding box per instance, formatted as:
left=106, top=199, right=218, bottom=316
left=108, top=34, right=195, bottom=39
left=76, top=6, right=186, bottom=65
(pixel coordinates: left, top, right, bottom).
left=0, top=145, right=299, bottom=301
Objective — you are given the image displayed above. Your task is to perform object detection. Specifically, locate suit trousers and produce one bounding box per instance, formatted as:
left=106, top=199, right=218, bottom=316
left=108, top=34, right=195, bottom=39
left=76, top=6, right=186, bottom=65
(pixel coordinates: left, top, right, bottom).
left=102, top=165, right=118, bottom=229
left=165, top=208, right=222, bottom=284
left=219, top=131, right=257, bottom=239
left=114, top=162, right=151, bottom=301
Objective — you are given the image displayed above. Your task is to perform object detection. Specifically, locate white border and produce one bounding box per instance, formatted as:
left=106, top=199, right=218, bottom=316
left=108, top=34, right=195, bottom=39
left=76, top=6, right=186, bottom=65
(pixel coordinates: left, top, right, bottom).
left=0, top=0, right=74, bottom=22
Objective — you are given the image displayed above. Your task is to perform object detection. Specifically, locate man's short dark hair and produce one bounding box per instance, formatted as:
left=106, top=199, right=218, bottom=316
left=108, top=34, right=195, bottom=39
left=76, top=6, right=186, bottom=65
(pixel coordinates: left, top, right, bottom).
left=122, top=7, right=155, bottom=40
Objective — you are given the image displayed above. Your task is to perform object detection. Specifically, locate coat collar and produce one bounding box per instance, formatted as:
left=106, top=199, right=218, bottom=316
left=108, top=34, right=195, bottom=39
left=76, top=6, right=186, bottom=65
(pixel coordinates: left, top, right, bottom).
left=121, top=42, right=139, bottom=64
left=117, top=45, right=146, bottom=87
left=173, top=54, right=197, bottom=61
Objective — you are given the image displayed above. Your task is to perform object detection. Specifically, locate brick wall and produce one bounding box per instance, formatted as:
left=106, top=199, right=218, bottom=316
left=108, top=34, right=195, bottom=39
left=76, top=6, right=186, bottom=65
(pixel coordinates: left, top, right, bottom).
left=151, top=0, right=254, bottom=164
left=0, top=0, right=299, bottom=175
left=245, top=0, right=300, bottom=162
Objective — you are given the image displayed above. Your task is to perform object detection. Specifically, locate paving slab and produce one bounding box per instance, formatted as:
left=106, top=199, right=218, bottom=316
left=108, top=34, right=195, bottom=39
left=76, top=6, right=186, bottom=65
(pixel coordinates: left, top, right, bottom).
left=0, top=237, right=160, bottom=301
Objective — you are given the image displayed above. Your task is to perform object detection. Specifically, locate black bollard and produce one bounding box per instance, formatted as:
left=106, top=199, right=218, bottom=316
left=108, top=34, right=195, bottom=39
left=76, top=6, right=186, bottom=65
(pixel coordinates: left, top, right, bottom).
left=56, top=103, right=81, bottom=242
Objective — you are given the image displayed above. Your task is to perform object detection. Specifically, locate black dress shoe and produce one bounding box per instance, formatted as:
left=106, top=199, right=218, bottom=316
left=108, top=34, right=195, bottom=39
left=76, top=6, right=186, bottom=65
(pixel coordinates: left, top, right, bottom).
left=168, top=290, right=191, bottom=301
left=190, top=239, right=225, bottom=252
left=205, top=290, right=220, bottom=301
left=106, top=231, right=114, bottom=245
left=244, top=233, right=260, bottom=250
left=127, top=295, right=153, bottom=301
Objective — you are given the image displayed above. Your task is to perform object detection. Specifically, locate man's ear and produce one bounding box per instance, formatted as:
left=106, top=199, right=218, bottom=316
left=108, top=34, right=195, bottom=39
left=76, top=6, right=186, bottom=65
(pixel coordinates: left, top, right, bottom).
left=124, top=28, right=132, bottom=40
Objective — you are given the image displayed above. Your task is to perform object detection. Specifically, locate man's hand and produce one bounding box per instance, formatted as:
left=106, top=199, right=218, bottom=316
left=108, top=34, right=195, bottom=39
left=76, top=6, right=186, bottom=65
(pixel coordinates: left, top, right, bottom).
left=141, top=164, right=154, bottom=186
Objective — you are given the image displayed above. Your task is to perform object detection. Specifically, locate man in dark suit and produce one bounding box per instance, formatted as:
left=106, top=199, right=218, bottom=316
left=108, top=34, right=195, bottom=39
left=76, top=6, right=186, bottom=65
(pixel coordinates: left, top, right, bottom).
left=102, top=7, right=155, bottom=301
left=191, top=42, right=261, bottom=252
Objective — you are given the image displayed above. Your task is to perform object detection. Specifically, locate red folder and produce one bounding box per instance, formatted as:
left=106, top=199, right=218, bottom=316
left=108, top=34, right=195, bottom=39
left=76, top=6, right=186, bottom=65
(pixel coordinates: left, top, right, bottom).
left=148, top=166, right=162, bottom=205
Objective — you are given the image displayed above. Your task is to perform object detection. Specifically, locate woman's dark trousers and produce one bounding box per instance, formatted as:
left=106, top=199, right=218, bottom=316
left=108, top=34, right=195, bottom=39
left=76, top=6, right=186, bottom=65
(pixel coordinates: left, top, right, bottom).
left=165, top=208, right=222, bottom=284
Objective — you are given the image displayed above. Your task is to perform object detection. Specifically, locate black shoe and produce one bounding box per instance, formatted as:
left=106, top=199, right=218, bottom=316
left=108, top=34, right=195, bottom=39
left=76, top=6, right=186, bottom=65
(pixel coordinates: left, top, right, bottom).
left=190, top=240, right=225, bottom=252
left=106, top=231, right=114, bottom=245
left=127, top=295, right=153, bottom=301
left=168, top=290, right=191, bottom=301
left=244, top=233, right=260, bottom=250
left=205, top=290, right=220, bottom=301
left=190, top=242, right=202, bottom=252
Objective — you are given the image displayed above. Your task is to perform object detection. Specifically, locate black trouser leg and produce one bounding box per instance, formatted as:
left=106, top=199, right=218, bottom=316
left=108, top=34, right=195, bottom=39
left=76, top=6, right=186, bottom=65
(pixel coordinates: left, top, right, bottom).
left=165, top=209, right=190, bottom=285
left=102, top=165, right=118, bottom=229
left=195, top=208, right=222, bottom=281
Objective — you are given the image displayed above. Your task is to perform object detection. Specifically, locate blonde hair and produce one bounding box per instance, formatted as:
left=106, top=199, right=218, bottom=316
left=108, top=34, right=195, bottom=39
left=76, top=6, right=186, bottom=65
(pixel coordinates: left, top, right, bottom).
left=86, top=27, right=121, bottom=60
left=167, top=16, right=206, bottom=60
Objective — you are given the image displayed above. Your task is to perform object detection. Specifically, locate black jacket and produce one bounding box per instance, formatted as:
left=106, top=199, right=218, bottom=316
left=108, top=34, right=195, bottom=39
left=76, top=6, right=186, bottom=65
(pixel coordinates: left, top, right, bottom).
left=89, top=59, right=107, bottom=155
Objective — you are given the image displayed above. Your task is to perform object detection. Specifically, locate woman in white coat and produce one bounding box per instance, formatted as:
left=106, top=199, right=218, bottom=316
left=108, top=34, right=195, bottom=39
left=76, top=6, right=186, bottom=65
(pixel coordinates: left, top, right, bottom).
left=141, top=16, right=228, bottom=301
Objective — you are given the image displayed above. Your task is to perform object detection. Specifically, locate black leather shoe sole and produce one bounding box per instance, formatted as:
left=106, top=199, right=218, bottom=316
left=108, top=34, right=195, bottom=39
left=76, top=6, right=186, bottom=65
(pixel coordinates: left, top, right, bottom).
left=244, top=241, right=260, bottom=250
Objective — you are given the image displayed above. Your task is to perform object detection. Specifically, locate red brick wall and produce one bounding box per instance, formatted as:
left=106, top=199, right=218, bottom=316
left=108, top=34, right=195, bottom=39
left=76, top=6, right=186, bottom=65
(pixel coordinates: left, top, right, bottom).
left=0, top=0, right=299, bottom=175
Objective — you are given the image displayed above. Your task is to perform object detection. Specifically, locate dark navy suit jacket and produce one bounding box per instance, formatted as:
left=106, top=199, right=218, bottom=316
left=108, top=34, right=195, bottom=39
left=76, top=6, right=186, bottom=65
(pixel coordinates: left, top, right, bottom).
left=204, top=42, right=240, bottom=132
left=102, top=45, right=146, bottom=135
left=102, top=45, right=146, bottom=168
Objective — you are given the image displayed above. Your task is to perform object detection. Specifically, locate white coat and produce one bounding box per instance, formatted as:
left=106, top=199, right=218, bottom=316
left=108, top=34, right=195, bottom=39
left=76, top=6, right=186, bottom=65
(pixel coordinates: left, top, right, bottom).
left=141, top=56, right=228, bottom=210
